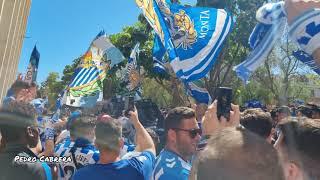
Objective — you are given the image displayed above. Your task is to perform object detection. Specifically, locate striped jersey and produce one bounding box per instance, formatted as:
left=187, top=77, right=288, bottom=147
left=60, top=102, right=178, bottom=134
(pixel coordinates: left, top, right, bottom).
left=54, top=138, right=136, bottom=179
left=152, top=149, right=191, bottom=180
left=54, top=138, right=99, bottom=180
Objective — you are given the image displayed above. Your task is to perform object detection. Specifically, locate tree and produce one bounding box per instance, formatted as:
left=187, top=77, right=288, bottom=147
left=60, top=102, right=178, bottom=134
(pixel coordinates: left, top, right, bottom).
left=39, top=72, right=64, bottom=110
left=50, top=0, right=319, bottom=108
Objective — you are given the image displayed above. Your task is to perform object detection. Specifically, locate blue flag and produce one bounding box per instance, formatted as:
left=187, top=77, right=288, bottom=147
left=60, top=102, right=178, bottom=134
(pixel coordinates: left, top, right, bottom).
left=153, top=59, right=167, bottom=74
left=293, top=50, right=320, bottom=75
left=152, top=34, right=168, bottom=74
left=24, top=45, right=40, bottom=84
left=136, top=0, right=233, bottom=82
left=248, top=23, right=272, bottom=50
left=152, top=34, right=166, bottom=63
left=185, top=81, right=212, bottom=104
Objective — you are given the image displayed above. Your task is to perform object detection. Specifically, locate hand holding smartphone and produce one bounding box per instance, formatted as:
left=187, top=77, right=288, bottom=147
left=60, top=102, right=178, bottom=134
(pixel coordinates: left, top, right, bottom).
left=124, top=96, right=135, bottom=117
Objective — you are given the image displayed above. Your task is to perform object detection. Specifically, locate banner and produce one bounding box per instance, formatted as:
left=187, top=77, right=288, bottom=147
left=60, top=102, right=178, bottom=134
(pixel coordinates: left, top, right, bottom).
left=24, top=45, right=40, bottom=84
left=136, top=0, right=233, bottom=82
left=66, top=31, right=110, bottom=107
left=124, top=43, right=141, bottom=91
left=185, top=80, right=212, bottom=104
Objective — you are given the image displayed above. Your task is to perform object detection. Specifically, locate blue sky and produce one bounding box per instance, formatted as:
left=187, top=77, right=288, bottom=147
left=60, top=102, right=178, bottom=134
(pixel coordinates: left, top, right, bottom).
left=18, top=0, right=197, bottom=83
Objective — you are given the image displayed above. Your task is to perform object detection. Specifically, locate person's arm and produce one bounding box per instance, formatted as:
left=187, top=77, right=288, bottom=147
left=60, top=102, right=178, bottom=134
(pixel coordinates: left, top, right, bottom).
left=39, top=139, right=54, bottom=157
left=40, top=118, right=67, bottom=157
left=129, top=107, right=156, bottom=156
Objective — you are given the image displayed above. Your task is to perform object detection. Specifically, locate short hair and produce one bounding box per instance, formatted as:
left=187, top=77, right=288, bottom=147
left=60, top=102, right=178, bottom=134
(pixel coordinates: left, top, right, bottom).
left=278, top=118, right=320, bottom=179
left=191, top=127, right=284, bottom=180
left=164, top=107, right=195, bottom=132
left=240, top=109, right=273, bottom=138
left=0, top=101, right=37, bottom=142
left=69, top=114, right=96, bottom=139
left=95, top=118, right=122, bottom=152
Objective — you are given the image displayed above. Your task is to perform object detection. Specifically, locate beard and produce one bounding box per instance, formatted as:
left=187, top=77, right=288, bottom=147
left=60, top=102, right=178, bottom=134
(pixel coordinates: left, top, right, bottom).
left=176, top=137, right=196, bottom=161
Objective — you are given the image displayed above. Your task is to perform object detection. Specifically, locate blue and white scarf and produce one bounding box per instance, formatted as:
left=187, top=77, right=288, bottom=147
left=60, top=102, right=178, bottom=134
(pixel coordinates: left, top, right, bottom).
left=234, top=2, right=286, bottom=83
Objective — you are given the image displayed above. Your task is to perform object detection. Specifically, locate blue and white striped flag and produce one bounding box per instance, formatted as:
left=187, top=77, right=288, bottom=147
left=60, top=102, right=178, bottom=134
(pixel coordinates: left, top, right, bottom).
left=185, top=81, right=212, bottom=104
left=233, top=2, right=286, bottom=83
left=293, top=50, right=320, bottom=75
left=248, top=23, right=272, bottom=50
left=136, top=0, right=233, bottom=82
left=152, top=34, right=166, bottom=63
left=153, top=59, right=167, bottom=74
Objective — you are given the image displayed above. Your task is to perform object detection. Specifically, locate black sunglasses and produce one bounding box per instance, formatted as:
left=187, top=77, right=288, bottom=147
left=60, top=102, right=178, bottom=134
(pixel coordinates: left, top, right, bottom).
left=172, top=128, right=202, bottom=138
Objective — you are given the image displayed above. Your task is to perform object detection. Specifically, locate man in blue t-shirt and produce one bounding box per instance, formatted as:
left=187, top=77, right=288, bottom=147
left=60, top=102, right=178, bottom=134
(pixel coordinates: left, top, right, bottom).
left=73, top=108, right=156, bottom=180
left=152, top=107, right=201, bottom=180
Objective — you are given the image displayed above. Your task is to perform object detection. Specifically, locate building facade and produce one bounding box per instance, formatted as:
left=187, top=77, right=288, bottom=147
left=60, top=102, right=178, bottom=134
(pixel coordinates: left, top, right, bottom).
left=0, top=0, right=31, bottom=102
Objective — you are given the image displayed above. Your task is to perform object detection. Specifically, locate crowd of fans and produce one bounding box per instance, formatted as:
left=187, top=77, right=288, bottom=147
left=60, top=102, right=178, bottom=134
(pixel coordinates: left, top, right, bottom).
left=0, top=80, right=319, bottom=180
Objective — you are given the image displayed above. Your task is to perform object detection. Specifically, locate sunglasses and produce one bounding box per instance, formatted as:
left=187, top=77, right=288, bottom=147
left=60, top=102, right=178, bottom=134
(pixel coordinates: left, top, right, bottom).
left=172, top=128, right=202, bottom=138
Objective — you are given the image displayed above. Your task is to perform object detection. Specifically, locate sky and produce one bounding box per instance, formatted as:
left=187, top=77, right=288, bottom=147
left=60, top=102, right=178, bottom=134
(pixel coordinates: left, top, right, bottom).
left=18, top=0, right=197, bottom=84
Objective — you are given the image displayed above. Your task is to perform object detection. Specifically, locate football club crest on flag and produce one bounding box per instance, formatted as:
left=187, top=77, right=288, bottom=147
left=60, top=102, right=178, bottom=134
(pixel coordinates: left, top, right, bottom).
left=185, top=80, right=212, bottom=104
left=136, top=0, right=233, bottom=82
left=24, top=45, right=40, bottom=84
left=66, top=31, right=110, bottom=107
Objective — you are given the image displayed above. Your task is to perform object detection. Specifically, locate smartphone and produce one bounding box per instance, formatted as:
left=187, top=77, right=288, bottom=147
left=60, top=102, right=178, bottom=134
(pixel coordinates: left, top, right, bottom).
left=124, top=96, right=135, bottom=116
left=217, top=87, right=232, bottom=120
